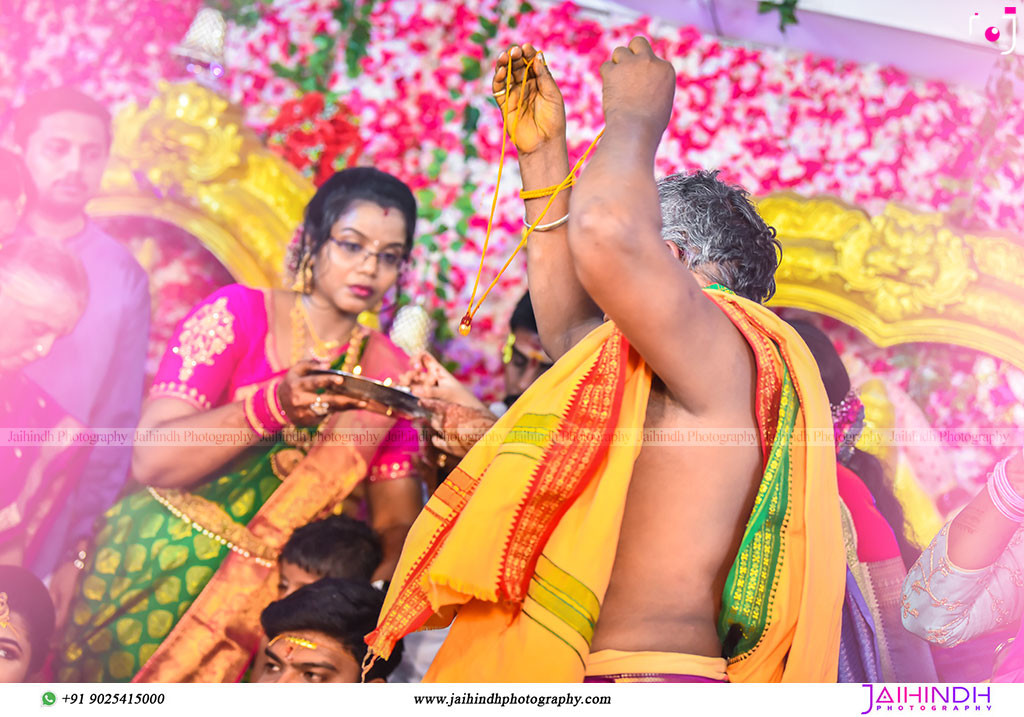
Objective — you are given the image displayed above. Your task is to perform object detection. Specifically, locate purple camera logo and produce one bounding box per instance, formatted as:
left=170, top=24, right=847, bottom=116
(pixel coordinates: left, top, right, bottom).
left=970, top=6, right=1018, bottom=54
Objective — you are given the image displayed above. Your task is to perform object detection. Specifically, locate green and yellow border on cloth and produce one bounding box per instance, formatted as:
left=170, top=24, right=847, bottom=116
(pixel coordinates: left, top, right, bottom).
left=716, top=364, right=798, bottom=658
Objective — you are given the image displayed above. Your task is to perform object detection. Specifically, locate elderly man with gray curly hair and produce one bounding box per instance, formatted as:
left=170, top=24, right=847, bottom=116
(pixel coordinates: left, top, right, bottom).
left=370, top=37, right=845, bottom=684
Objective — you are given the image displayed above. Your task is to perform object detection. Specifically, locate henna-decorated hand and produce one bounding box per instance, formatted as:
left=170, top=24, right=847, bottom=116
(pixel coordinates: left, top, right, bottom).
left=277, top=360, right=367, bottom=427
left=400, top=352, right=488, bottom=412
left=421, top=397, right=497, bottom=458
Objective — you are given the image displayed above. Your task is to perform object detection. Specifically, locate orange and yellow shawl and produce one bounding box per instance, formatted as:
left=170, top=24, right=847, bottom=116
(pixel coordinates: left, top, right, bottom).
left=367, top=289, right=844, bottom=682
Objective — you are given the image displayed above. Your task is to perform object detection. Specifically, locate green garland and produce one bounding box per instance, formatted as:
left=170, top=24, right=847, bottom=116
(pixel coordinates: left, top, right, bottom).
left=758, top=0, right=799, bottom=33
left=207, top=0, right=270, bottom=28
left=212, top=0, right=376, bottom=88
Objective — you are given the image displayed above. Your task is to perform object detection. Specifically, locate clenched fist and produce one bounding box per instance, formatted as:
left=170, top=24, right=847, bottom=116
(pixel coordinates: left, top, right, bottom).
left=600, top=36, right=675, bottom=139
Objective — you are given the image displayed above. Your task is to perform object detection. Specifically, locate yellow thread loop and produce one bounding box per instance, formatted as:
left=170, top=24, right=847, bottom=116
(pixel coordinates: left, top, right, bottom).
left=462, top=55, right=529, bottom=336
left=461, top=52, right=603, bottom=335
left=520, top=175, right=575, bottom=200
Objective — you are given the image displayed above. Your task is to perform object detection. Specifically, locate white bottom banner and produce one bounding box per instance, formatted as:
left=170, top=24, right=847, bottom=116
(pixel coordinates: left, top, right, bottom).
left=2, top=683, right=1022, bottom=717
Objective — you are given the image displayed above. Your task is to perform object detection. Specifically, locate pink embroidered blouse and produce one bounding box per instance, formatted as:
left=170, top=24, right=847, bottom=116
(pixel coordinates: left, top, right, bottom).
left=148, top=284, right=421, bottom=482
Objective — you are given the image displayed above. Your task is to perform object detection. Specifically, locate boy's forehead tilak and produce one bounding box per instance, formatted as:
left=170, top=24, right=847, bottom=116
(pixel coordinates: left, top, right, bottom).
left=267, top=633, right=351, bottom=666
left=269, top=634, right=318, bottom=658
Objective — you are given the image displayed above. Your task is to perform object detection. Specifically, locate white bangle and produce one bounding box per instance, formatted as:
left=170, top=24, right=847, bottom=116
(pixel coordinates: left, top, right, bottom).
left=523, top=212, right=569, bottom=233
left=996, top=457, right=1024, bottom=510
left=988, top=456, right=1024, bottom=523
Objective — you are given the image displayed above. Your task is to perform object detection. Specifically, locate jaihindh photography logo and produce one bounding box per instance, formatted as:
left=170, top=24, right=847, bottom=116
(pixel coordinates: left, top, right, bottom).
left=860, top=684, right=993, bottom=713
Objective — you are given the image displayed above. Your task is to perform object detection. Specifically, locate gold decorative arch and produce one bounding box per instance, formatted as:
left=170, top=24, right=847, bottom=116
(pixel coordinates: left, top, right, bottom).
left=759, top=193, right=1024, bottom=371
left=91, top=82, right=1024, bottom=372
left=88, top=80, right=314, bottom=287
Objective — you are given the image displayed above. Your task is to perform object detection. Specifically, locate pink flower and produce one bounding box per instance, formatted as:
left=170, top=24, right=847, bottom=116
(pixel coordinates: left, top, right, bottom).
left=19, top=0, right=1022, bottom=453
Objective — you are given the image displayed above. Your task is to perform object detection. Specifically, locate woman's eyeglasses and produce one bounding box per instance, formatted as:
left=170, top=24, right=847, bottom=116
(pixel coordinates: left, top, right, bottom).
left=329, top=239, right=406, bottom=269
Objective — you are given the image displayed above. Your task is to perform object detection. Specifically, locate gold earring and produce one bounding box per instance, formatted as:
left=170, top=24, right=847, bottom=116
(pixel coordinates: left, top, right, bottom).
left=291, top=255, right=314, bottom=293
left=303, top=257, right=313, bottom=294
left=290, top=257, right=305, bottom=292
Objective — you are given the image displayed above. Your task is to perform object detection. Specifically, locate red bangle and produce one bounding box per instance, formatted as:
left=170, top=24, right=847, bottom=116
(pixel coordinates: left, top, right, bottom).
left=266, top=377, right=289, bottom=427
left=252, top=383, right=288, bottom=436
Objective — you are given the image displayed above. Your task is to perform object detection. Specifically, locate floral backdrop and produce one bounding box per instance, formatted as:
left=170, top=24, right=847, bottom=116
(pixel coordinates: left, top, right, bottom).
left=2, top=0, right=1023, bottom=500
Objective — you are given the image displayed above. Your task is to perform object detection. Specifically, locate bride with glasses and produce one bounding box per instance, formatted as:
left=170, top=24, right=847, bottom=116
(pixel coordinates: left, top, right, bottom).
left=56, top=168, right=429, bottom=683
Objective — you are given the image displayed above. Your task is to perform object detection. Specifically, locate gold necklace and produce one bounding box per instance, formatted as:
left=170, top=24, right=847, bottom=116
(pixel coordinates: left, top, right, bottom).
left=340, top=323, right=366, bottom=374
left=291, top=294, right=343, bottom=363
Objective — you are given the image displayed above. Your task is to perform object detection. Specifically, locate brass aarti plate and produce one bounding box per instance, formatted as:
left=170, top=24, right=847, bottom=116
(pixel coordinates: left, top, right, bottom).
left=310, top=369, right=429, bottom=420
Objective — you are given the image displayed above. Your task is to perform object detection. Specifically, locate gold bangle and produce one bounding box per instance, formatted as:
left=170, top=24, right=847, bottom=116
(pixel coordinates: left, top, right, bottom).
left=243, top=392, right=269, bottom=438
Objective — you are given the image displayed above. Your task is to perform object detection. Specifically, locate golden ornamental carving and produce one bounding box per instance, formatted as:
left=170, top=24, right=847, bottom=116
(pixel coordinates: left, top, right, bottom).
left=760, top=193, right=1024, bottom=370
left=111, top=86, right=242, bottom=186
left=90, top=81, right=314, bottom=287
left=172, top=296, right=235, bottom=381
left=85, top=83, right=1024, bottom=372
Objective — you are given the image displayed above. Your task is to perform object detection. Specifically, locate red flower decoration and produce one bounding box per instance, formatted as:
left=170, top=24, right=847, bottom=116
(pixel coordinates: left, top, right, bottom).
left=267, top=92, right=365, bottom=185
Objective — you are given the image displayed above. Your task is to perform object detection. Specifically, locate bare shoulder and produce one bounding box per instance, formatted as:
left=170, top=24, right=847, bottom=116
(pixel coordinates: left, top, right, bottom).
left=583, top=236, right=758, bottom=416
left=660, top=304, right=758, bottom=420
